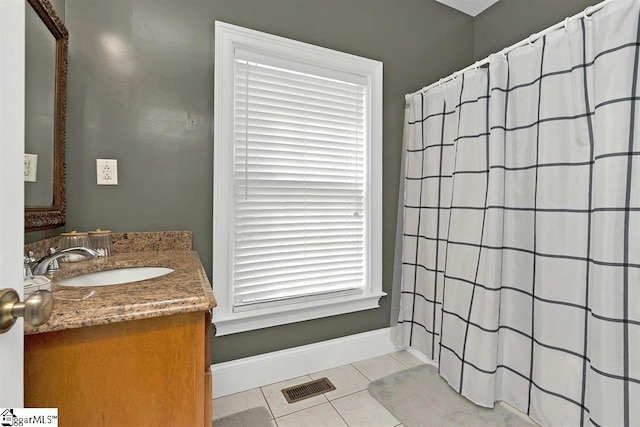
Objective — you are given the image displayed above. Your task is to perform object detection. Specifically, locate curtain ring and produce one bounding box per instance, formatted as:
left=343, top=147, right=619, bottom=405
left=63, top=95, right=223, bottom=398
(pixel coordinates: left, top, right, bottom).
left=474, top=61, right=480, bottom=73
left=583, top=6, right=593, bottom=20
left=452, top=72, right=457, bottom=81
left=564, top=17, right=570, bottom=31
left=501, top=48, right=508, bottom=59
left=528, top=34, right=536, bottom=46
left=438, top=78, right=444, bottom=87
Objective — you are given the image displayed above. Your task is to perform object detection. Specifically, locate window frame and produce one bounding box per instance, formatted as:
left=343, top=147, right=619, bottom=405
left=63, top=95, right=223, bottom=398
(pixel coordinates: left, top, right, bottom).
left=213, top=21, right=384, bottom=336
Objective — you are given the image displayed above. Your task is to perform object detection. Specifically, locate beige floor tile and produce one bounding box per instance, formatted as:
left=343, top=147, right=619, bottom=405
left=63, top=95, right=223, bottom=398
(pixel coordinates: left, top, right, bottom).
left=352, top=354, right=407, bottom=381
left=261, top=375, right=328, bottom=418
left=389, top=350, right=426, bottom=368
left=331, top=390, right=400, bottom=427
left=309, top=364, right=370, bottom=401
left=213, top=387, right=271, bottom=420
left=275, top=402, right=347, bottom=427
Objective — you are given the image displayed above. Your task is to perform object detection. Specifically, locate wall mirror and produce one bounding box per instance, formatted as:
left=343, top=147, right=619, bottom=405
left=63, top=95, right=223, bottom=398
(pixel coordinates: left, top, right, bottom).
left=24, top=0, right=68, bottom=231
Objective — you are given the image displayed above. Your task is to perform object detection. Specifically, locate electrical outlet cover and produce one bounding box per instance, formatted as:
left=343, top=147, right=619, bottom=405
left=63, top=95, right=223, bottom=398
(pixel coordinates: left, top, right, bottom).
left=96, top=159, right=118, bottom=185
left=24, top=153, right=38, bottom=182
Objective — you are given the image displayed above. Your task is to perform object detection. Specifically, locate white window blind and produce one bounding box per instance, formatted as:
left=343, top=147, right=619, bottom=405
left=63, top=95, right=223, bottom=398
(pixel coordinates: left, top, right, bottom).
left=214, top=21, right=383, bottom=335
left=232, top=58, right=367, bottom=311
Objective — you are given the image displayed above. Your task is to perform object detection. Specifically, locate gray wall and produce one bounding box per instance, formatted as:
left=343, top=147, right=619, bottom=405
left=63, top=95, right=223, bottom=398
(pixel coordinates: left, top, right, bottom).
left=473, top=0, right=595, bottom=60
left=64, top=0, right=474, bottom=363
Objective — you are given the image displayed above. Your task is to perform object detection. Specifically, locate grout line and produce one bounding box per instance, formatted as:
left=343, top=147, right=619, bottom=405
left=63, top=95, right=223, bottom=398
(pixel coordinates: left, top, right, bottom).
left=327, top=398, right=351, bottom=426
left=325, top=387, right=369, bottom=403
left=350, top=362, right=374, bottom=382
left=211, top=389, right=271, bottom=422
left=330, top=389, right=402, bottom=427
left=259, top=372, right=316, bottom=419
left=270, top=395, right=329, bottom=420
left=388, top=351, right=411, bottom=368
left=259, top=387, right=276, bottom=420
left=389, top=350, right=425, bottom=369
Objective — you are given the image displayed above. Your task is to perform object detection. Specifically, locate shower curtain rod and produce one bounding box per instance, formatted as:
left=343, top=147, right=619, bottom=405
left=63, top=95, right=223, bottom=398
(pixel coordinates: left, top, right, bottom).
left=406, top=0, right=616, bottom=100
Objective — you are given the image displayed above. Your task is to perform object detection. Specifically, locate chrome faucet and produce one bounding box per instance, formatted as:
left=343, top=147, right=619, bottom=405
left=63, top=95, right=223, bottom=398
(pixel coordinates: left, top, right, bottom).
left=23, top=251, right=36, bottom=278
left=30, top=247, right=100, bottom=276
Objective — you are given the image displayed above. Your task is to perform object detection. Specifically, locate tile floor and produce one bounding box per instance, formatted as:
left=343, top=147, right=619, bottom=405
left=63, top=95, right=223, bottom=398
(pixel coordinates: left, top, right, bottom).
left=213, top=351, right=427, bottom=427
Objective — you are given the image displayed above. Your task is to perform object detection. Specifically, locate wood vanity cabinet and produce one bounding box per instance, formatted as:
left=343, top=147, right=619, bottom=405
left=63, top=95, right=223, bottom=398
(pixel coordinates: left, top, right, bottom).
left=25, top=310, right=212, bottom=426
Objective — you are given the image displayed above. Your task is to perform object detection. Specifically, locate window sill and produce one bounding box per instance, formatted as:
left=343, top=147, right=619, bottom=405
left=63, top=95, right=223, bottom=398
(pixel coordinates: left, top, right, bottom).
left=213, top=291, right=387, bottom=336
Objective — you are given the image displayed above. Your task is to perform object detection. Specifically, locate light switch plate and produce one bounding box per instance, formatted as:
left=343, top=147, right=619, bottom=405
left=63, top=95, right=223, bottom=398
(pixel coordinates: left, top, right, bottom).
left=97, top=159, right=118, bottom=185
left=24, top=153, right=38, bottom=182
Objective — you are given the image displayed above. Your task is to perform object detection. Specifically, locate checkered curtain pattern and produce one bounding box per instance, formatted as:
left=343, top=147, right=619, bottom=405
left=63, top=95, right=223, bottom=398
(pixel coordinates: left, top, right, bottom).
left=394, top=1, right=640, bottom=425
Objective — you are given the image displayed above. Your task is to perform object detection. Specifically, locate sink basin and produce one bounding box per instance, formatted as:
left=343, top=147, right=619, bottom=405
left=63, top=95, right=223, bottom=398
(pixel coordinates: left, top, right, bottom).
left=57, top=267, right=174, bottom=287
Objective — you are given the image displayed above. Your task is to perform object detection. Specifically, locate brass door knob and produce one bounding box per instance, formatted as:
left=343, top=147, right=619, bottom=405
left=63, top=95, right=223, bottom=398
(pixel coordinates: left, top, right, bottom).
left=0, top=288, right=54, bottom=333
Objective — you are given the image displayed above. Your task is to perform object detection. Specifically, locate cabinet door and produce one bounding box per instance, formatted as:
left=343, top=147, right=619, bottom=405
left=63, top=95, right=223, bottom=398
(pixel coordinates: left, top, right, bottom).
left=25, top=312, right=207, bottom=426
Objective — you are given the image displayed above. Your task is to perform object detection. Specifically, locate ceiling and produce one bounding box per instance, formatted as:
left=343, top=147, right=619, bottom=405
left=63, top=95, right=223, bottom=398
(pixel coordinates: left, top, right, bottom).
left=435, top=0, right=500, bottom=17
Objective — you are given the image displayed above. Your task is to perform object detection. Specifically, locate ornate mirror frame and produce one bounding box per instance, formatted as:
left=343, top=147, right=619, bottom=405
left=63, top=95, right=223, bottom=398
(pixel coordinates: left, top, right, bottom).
left=25, top=0, right=68, bottom=231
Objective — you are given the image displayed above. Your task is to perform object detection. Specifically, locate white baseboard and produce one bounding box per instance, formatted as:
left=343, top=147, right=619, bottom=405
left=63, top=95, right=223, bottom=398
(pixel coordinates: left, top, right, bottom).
left=211, top=327, right=401, bottom=398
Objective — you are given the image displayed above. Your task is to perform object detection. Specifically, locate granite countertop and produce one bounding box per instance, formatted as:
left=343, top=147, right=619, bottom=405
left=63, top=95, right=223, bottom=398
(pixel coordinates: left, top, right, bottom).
left=25, top=250, right=217, bottom=335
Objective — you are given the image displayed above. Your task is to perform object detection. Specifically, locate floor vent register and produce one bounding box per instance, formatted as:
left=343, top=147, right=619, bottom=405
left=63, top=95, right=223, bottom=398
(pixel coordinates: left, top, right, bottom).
left=281, top=377, right=336, bottom=403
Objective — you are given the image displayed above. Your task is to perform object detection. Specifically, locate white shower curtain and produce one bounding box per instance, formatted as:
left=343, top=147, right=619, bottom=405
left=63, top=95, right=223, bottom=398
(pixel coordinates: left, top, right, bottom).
left=394, top=1, right=640, bottom=425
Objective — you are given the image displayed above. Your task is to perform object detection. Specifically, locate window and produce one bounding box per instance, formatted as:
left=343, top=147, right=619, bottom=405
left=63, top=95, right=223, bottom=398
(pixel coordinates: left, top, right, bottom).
left=213, top=22, right=383, bottom=336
